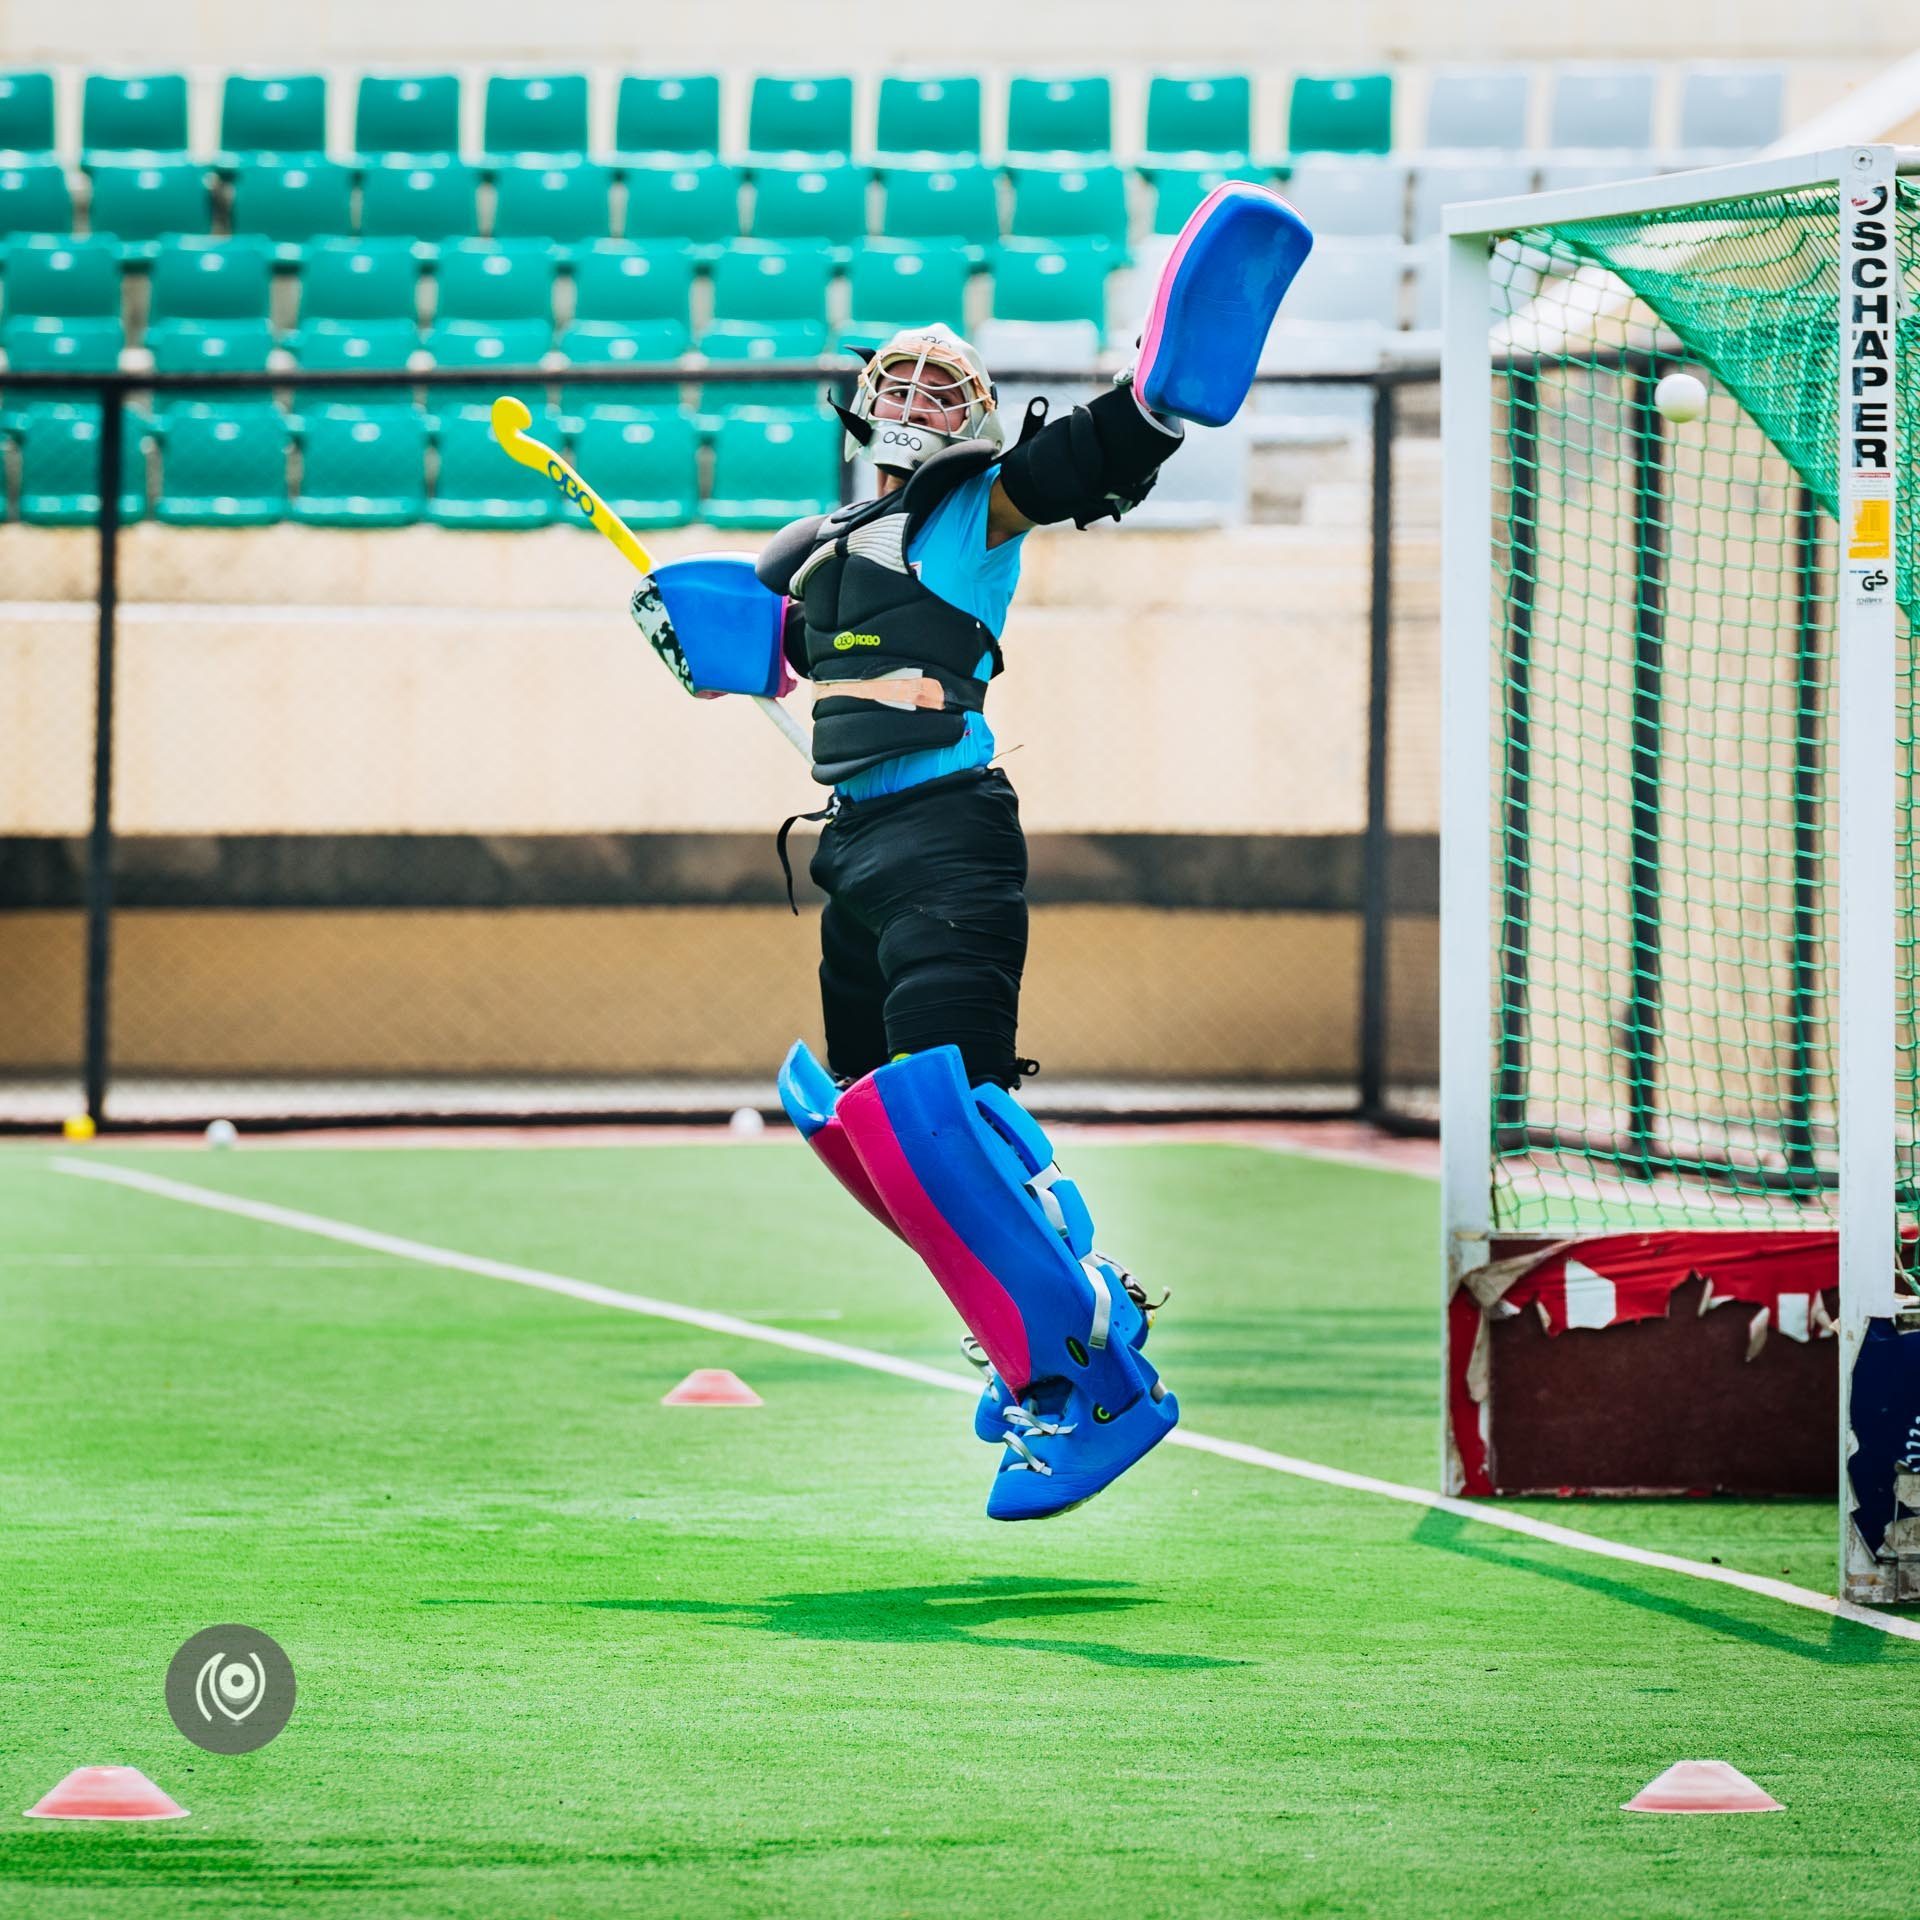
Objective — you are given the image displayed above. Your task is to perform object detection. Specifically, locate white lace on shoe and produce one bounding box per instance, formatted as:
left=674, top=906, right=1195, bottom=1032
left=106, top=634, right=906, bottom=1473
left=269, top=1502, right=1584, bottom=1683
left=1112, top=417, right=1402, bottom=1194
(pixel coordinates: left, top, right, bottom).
left=998, top=1402, right=1076, bottom=1474
left=959, top=1337, right=1079, bottom=1474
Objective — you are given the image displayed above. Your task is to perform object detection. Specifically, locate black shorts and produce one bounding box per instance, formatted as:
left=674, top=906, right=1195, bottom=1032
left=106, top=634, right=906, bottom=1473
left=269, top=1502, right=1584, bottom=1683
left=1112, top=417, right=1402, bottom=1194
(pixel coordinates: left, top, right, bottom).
left=807, top=766, right=1029, bottom=1090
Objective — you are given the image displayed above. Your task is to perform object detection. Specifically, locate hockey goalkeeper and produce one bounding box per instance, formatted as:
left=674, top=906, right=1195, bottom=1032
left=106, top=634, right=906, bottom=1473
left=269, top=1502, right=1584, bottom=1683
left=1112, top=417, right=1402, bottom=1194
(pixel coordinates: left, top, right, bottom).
left=632, top=185, right=1311, bottom=1519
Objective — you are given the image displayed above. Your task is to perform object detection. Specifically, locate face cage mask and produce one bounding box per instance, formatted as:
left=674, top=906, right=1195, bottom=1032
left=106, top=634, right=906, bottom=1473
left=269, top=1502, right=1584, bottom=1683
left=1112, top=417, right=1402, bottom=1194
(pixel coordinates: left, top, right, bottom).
left=846, top=333, right=1002, bottom=474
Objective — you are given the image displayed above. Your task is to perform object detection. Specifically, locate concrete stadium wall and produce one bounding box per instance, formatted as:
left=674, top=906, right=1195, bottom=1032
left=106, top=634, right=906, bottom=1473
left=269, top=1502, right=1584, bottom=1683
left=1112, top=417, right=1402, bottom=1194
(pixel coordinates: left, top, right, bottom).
left=0, top=511, right=1435, bottom=838
left=0, top=4, right=1894, bottom=72
left=0, top=905, right=1444, bottom=1082
left=0, top=457, right=1439, bottom=1088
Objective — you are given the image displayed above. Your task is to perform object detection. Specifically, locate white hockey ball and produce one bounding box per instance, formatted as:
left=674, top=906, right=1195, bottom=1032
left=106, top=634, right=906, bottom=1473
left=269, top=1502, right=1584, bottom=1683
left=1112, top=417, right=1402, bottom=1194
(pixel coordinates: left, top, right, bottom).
left=728, top=1106, right=766, bottom=1137
left=205, top=1118, right=238, bottom=1148
left=1654, top=372, right=1708, bottom=423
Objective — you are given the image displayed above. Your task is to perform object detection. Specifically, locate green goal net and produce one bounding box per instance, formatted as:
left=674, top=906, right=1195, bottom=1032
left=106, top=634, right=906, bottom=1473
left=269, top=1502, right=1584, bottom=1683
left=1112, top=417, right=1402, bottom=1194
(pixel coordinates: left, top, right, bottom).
left=1480, top=177, right=1919, bottom=1235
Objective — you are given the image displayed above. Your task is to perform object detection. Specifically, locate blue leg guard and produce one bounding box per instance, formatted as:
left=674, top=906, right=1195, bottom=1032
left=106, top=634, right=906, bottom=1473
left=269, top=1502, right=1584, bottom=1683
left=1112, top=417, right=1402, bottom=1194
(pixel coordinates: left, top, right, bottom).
left=834, top=1046, right=1178, bottom=1520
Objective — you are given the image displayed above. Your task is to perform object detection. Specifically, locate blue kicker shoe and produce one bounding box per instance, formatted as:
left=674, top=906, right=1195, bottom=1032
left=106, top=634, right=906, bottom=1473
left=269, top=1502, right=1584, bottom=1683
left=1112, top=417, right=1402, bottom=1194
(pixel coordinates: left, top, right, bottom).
left=963, top=1260, right=1165, bottom=1442
left=964, top=1257, right=1177, bottom=1521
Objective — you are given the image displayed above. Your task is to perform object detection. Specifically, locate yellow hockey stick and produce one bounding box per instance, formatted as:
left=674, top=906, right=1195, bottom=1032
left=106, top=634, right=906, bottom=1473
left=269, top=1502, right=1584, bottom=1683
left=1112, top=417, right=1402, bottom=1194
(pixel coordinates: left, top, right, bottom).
left=490, top=396, right=809, bottom=757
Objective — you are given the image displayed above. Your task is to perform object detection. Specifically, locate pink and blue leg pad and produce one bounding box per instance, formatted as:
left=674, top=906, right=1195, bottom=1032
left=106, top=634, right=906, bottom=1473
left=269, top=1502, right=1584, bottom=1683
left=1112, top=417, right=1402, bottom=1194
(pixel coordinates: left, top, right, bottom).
left=1135, top=181, right=1314, bottom=429
left=779, top=1040, right=1177, bottom=1520
left=778, top=1039, right=901, bottom=1238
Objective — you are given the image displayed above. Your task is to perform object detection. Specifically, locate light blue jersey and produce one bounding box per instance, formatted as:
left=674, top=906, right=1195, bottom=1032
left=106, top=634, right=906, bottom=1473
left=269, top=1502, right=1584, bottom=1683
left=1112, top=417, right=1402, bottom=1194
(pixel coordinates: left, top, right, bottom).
left=834, top=469, right=1027, bottom=801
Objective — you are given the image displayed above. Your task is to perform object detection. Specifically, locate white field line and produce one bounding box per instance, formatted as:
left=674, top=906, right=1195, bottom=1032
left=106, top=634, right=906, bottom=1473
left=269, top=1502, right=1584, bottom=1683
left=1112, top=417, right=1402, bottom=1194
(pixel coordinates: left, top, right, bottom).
left=50, top=1154, right=1920, bottom=1645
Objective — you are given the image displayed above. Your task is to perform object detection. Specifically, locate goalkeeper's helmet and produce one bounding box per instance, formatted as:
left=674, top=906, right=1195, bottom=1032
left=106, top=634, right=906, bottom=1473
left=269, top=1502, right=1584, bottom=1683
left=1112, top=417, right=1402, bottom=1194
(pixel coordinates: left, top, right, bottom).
left=839, top=324, right=1002, bottom=475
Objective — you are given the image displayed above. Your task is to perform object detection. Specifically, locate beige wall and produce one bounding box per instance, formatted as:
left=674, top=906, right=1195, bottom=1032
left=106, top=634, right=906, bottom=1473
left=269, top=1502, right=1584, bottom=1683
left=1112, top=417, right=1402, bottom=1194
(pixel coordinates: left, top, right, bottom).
left=0, top=4, right=1897, bottom=73
left=0, top=517, right=1432, bottom=838
left=0, top=485, right=1440, bottom=1088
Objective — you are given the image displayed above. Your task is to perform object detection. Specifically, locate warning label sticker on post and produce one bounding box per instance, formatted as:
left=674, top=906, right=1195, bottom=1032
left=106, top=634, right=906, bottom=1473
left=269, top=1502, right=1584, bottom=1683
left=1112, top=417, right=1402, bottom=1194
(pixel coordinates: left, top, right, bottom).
left=1849, top=490, right=1892, bottom=562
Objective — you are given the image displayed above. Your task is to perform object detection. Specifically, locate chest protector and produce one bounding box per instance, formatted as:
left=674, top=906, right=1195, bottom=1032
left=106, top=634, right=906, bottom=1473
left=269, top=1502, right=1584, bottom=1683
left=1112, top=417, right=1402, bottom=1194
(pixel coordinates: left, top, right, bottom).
left=754, top=441, right=1004, bottom=786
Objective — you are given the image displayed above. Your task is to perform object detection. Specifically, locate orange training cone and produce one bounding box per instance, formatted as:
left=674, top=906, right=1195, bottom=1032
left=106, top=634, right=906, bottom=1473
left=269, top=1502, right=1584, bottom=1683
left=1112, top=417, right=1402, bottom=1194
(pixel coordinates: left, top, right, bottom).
left=1623, top=1761, right=1783, bottom=1814
left=662, top=1368, right=762, bottom=1406
left=25, top=1766, right=190, bottom=1821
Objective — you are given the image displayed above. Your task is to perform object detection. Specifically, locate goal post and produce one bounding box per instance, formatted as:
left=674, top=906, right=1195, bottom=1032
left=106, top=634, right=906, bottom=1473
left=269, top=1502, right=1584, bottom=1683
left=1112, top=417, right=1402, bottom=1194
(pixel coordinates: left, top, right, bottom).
left=1439, top=147, right=1915, bottom=1603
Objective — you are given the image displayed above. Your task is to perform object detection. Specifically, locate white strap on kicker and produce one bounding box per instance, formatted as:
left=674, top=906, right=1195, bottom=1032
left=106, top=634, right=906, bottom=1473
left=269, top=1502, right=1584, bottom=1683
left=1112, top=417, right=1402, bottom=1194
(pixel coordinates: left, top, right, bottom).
left=1082, top=1258, right=1113, bottom=1350
left=1027, top=1164, right=1070, bottom=1239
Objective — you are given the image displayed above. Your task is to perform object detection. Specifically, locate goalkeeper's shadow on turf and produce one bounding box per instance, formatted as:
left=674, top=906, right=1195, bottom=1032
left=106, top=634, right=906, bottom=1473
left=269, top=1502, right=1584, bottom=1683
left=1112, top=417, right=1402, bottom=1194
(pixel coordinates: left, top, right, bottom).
left=425, top=1575, right=1250, bottom=1673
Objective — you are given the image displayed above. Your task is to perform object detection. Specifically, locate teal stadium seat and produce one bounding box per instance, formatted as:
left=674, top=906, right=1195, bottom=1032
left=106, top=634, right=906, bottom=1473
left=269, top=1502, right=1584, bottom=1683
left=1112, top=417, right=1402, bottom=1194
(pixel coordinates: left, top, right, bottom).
left=698, top=320, right=830, bottom=413
left=991, top=239, right=1110, bottom=328
left=0, top=159, right=75, bottom=247
left=569, top=408, right=698, bottom=526
left=5, top=235, right=120, bottom=320
left=423, top=322, right=550, bottom=418
left=145, top=318, right=276, bottom=395
left=229, top=158, right=354, bottom=263
left=432, top=238, right=555, bottom=327
left=1287, top=73, right=1393, bottom=157
left=144, top=241, right=276, bottom=410
left=156, top=406, right=289, bottom=523
left=843, top=241, right=969, bottom=350
left=483, top=73, right=589, bottom=160
left=1143, top=74, right=1252, bottom=166
left=0, top=72, right=57, bottom=155
left=704, top=406, right=841, bottom=528
left=572, top=241, right=694, bottom=327
left=1004, top=76, right=1111, bottom=160
left=1008, top=164, right=1130, bottom=257
left=354, top=73, right=462, bottom=161
left=86, top=159, right=211, bottom=261
left=747, top=75, right=854, bottom=159
left=289, top=320, right=422, bottom=411
left=491, top=159, right=614, bottom=257
left=613, top=74, right=721, bottom=162
left=218, top=73, right=328, bottom=165
left=879, top=164, right=999, bottom=261
left=710, top=240, right=833, bottom=327
left=293, top=405, right=428, bottom=525
left=1150, top=164, right=1264, bottom=235
left=300, top=238, right=421, bottom=324
left=82, top=72, right=189, bottom=159
left=750, top=160, right=869, bottom=254
left=1, top=317, right=124, bottom=420
left=621, top=161, right=740, bottom=260
left=360, top=159, right=479, bottom=259
left=873, top=76, right=981, bottom=161
left=16, top=403, right=147, bottom=524
left=558, top=321, right=689, bottom=416
left=428, top=404, right=559, bottom=528
left=149, top=237, right=274, bottom=323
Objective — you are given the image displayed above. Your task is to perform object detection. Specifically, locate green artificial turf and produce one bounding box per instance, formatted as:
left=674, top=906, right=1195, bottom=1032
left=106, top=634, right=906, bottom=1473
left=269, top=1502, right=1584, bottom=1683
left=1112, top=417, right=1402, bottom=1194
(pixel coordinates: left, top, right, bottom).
left=0, top=1138, right=1911, bottom=1919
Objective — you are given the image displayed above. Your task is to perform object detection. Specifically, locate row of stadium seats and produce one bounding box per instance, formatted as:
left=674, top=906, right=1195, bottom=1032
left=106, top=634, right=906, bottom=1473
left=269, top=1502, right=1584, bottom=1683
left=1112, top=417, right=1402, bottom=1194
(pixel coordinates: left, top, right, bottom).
left=0, top=398, right=842, bottom=528
left=0, top=234, right=1126, bottom=383
left=0, top=64, right=1785, bottom=169
left=1, top=155, right=1245, bottom=262
left=0, top=149, right=1701, bottom=266
left=0, top=237, right=1459, bottom=398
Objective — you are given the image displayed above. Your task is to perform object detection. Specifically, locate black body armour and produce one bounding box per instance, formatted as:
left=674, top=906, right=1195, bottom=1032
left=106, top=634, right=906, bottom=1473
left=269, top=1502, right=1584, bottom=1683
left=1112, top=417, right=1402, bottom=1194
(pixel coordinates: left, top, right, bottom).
left=754, top=441, right=1004, bottom=787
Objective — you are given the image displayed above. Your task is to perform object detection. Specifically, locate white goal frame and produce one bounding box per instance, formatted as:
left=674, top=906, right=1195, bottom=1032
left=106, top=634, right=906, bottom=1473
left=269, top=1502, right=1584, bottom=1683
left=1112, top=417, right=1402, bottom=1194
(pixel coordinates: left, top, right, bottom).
left=1439, top=146, right=1912, bottom=1603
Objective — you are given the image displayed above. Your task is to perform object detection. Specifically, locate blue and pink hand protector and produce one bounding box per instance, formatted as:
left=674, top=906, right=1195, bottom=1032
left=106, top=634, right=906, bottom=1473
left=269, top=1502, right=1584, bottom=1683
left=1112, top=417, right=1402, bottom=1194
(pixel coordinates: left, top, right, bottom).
left=1136, top=181, right=1313, bottom=427
left=781, top=1043, right=1177, bottom=1519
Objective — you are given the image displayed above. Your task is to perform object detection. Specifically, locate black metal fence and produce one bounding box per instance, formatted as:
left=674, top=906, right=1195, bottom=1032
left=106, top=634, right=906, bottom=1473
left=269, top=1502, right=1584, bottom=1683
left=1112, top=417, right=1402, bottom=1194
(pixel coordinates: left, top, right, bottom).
left=0, top=358, right=1439, bottom=1131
